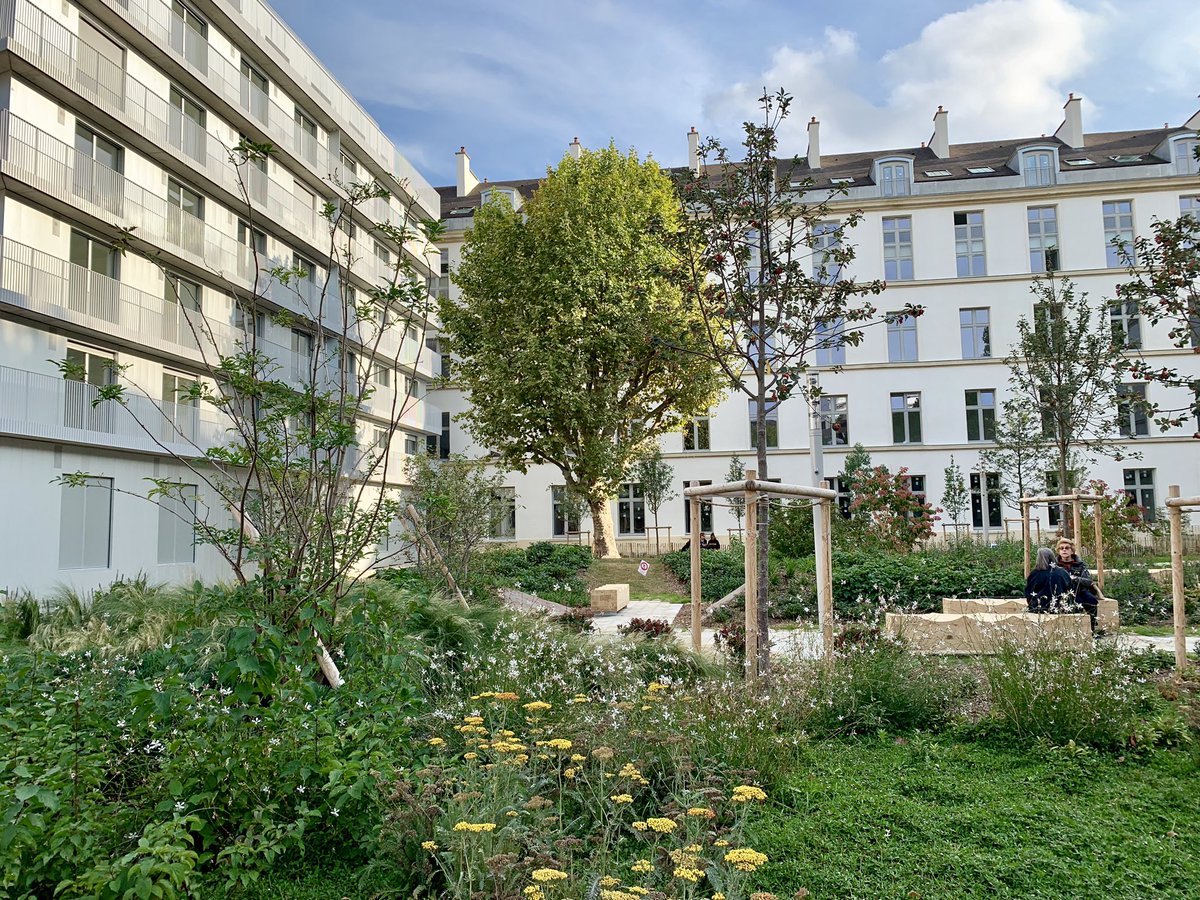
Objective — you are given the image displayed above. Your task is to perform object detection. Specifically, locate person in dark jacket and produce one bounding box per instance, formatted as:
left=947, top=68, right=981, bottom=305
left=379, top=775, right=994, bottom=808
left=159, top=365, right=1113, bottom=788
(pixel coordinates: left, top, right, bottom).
left=1026, top=548, right=1071, bottom=612
left=1056, top=537, right=1100, bottom=629
left=701, top=532, right=722, bottom=551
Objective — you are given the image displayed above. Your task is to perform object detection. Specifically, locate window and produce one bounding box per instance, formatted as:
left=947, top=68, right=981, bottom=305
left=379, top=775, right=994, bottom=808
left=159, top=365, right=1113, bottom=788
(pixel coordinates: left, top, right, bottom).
left=404, top=433, right=419, bottom=456
left=426, top=411, right=451, bottom=458
left=169, top=0, right=208, bottom=70
left=294, top=106, right=318, bottom=159
left=63, top=344, right=116, bottom=432
left=819, top=395, right=848, bottom=446
left=1046, top=471, right=1063, bottom=527
left=157, top=483, right=196, bottom=564
left=168, top=85, right=206, bottom=161
left=900, top=473, right=927, bottom=509
left=374, top=241, right=391, bottom=266
left=745, top=324, right=776, bottom=370
left=891, top=392, right=922, bottom=443
left=373, top=364, right=392, bottom=388
left=73, top=123, right=123, bottom=214
left=887, top=313, right=918, bottom=362
left=237, top=218, right=266, bottom=253
left=479, top=187, right=518, bottom=208
left=812, top=221, right=841, bottom=283
left=1182, top=195, right=1200, bottom=218
left=882, top=216, right=914, bottom=280
left=1028, top=206, right=1059, bottom=273
left=1172, top=136, right=1199, bottom=176
left=239, top=58, right=269, bottom=121
left=339, top=152, right=357, bottom=181
left=161, top=369, right=198, bottom=439
left=70, top=229, right=119, bottom=279
left=959, top=307, right=991, bottom=359
left=59, top=476, right=113, bottom=569
left=491, top=488, right=516, bottom=539
left=954, top=211, right=986, bottom=277
left=1022, top=149, right=1055, bottom=186
left=970, top=472, right=1002, bottom=529
left=167, top=179, right=204, bottom=256
left=552, top=486, right=582, bottom=537
left=77, top=17, right=125, bottom=100
left=682, top=481, right=714, bottom=534
left=683, top=417, right=710, bottom=451
left=1123, top=468, right=1156, bottom=522
left=618, top=483, right=646, bottom=535
left=433, top=248, right=450, bottom=299
left=290, top=329, right=314, bottom=380
left=1117, top=383, right=1149, bottom=437
left=965, top=389, right=996, bottom=442
left=293, top=251, right=318, bottom=283
left=748, top=400, right=779, bottom=450
left=815, top=317, right=845, bottom=366
left=1109, top=300, right=1142, bottom=349
left=1103, top=200, right=1135, bottom=267
left=164, top=271, right=201, bottom=312
left=234, top=301, right=265, bottom=339
left=825, top=475, right=852, bottom=519
left=879, top=161, right=911, bottom=197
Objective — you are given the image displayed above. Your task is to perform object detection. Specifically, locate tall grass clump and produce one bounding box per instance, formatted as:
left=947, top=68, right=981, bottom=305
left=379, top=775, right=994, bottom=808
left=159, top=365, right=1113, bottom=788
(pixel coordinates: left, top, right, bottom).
left=979, top=636, right=1161, bottom=748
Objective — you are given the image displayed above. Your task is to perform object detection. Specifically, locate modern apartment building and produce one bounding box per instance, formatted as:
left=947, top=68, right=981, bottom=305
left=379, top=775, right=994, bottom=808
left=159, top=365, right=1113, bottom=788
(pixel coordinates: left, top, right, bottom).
left=433, top=99, right=1200, bottom=549
left=0, top=0, right=442, bottom=594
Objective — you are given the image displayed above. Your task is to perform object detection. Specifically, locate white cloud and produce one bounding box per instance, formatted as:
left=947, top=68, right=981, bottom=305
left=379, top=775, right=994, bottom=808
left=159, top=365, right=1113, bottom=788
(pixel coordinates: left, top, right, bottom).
left=704, top=0, right=1107, bottom=155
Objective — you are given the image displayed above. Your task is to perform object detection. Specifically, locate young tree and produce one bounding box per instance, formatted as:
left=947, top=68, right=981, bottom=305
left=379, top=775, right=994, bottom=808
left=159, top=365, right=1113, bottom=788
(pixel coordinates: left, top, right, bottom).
left=941, top=456, right=968, bottom=528
left=979, top=399, right=1056, bottom=513
left=1004, top=274, right=1132, bottom=536
left=632, top=446, right=676, bottom=555
left=404, top=454, right=510, bottom=588
left=850, top=466, right=939, bottom=552
left=726, top=455, right=747, bottom=533
left=839, top=442, right=874, bottom=522
left=1112, top=199, right=1200, bottom=431
left=58, top=140, right=439, bottom=649
left=442, top=145, right=725, bottom=558
left=675, top=89, right=904, bottom=670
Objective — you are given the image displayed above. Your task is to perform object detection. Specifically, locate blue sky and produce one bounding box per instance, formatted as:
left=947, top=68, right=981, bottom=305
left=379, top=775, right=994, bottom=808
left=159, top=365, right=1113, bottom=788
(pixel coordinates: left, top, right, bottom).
left=274, top=0, right=1200, bottom=188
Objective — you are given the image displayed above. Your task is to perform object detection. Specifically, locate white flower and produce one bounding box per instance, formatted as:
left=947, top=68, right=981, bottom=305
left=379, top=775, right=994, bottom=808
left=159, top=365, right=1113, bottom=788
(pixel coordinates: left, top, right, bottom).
left=331, top=807, right=340, bottom=817
left=174, top=801, right=185, bottom=812
left=296, top=785, right=306, bottom=794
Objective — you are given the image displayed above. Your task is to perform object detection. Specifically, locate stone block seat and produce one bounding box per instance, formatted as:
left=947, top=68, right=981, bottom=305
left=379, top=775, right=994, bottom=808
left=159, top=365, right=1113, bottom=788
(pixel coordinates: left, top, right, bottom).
left=590, top=583, right=629, bottom=613
left=941, top=596, right=1120, bottom=633
left=886, top=611, right=1092, bottom=655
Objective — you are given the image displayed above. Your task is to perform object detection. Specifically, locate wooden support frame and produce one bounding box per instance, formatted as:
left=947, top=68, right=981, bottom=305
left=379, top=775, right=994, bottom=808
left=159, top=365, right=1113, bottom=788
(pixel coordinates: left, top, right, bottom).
left=1018, top=493, right=1106, bottom=588
left=1167, top=485, right=1200, bottom=673
left=684, top=476, right=837, bottom=680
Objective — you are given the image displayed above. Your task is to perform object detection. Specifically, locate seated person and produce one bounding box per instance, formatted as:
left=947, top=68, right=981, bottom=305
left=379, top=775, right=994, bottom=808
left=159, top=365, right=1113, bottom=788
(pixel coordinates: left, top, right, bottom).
left=1056, top=537, right=1100, bottom=629
left=701, top=532, right=721, bottom=551
left=1025, top=547, right=1071, bottom=613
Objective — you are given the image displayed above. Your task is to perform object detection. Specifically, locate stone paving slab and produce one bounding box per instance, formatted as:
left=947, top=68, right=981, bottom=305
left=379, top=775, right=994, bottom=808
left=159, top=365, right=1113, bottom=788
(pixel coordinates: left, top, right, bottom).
left=589, top=599, right=683, bottom=634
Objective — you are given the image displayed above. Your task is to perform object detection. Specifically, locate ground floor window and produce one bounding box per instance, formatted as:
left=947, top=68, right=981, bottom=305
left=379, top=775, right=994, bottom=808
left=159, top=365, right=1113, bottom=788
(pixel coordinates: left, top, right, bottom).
left=157, top=483, right=197, bottom=564
left=1123, top=468, right=1156, bottom=522
left=970, top=471, right=1003, bottom=529
left=492, top=487, right=516, bottom=538
left=60, top=476, right=113, bottom=569
left=552, top=486, right=581, bottom=537
left=682, top=481, right=713, bottom=534
left=618, top=482, right=645, bottom=535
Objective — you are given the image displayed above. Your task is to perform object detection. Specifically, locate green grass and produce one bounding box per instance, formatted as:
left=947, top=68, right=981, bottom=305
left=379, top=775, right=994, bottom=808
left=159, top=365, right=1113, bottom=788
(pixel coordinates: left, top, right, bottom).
left=750, top=737, right=1200, bottom=899
left=586, top=556, right=689, bottom=602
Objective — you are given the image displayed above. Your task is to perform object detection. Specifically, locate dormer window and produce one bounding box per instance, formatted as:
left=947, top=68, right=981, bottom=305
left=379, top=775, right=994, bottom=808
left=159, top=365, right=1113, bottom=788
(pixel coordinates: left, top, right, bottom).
left=480, top=187, right=519, bottom=208
left=878, top=160, right=912, bottom=197
left=1171, top=135, right=1199, bottom=176
left=1022, top=149, right=1056, bottom=187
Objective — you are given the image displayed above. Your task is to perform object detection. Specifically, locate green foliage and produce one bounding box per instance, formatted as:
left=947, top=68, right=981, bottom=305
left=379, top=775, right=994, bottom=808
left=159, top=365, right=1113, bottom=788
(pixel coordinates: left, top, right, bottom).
left=849, top=465, right=940, bottom=552
left=978, top=639, right=1161, bottom=749
left=632, top=446, right=676, bottom=546
left=767, top=499, right=815, bottom=559
left=941, top=456, right=968, bottom=526
left=444, top=143, right=725, bottom=555
left=1103, top=564, right=1198, bottom=626
left=979, top=399, right=1056, bottom=512
left=1079, top=477, right=1167, bottom=554
left=464, top=541, right=593, bottom=607
left=662, top=544, right=745, bottom=602
left=725, top=455, right=746, bottom=527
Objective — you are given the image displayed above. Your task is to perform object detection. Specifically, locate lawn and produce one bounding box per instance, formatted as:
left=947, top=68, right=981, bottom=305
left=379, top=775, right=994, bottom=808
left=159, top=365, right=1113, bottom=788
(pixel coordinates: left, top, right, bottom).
left=586, top=555, right=690, bottom=601
left=752, top=738, right=1200, bottom=899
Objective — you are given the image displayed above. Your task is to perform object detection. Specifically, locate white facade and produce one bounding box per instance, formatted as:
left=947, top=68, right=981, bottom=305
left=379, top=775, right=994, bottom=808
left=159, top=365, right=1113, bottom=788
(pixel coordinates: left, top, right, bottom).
left=0, top=0, right=441, bottom=594
left=433, top=111, right=1200, bottom=551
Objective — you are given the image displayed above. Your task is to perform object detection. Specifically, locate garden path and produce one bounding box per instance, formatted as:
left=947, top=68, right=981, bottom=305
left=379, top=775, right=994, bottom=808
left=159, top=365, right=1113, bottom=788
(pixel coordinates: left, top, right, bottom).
left=588, top=599, right=682, bottom=634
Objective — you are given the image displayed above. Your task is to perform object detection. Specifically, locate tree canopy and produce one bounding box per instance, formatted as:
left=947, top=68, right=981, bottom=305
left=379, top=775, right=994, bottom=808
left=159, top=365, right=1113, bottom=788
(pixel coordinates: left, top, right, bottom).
left=441, top=145, right=724, bottom=557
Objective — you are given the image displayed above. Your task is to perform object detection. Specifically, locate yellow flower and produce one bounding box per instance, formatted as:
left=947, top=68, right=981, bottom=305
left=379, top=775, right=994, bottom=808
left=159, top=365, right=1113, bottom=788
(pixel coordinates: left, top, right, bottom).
left=731, top=784, right=767, bottom=803
left=563, top=767, right=577, bottom=779
left=600, top=892, right=640, bottom=900
left=630, top=859, right=653, bottom=873
left=647, top=682, right=668, bottom=692
left=631, top=821, right=648, bottom=832
left=599, top=876, right=621, bottom=887
left=507, top=811, right=519, bottom=817
left=714, top=839, right=730, bottom=847
left=531, top=868, right=569, bottom=882
left=610, top=794, right=634, bottom=804
left=673, top=866, right=704, bottom=882
left=685, top=843, right=702, bottom=853
left=627, top=890, right=649, bottom=897
left=523, top=888, right=545, bottom=900
left=618, top=763, right=642, bottom=779
left=463, top=715, right=484, bottom=725
left=420, top=840, right=438, bottom=851
left=427, top=737, right=445, bottom=747
left=547, top=738, right=573, bottom=751
left=570, top=753, right=586, bottom=763
left=495, top=691, right=520, bottom=701
left=463, top=751, right=478, bottom=760
left=452, top=821, right=497, bottom=833
left=687, top=807, right=716, bottom=819
left=524, top=701, right=552, bottom=712
left=645, top=817, right=677, bottom=833
left=712, top=894, right=726, bottom=900
left=724, top=848, right=768, bottom=872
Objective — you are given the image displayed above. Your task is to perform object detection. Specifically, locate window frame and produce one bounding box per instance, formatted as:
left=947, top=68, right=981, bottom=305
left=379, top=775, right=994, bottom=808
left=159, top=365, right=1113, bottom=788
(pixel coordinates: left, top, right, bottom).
left=683, top=417, right=710, bottom=451
left=748, top=399, right=780, bottom=450
left=954, top=210, right=986, bottom=277
left=882, top=215, right=914, bottom=281
left=819, top=394, right=849, bottom=446
left=1116, top=382, right=1149, bottom=437
left=59, top=475, right=114, bottom=570
left=1021, top=148, right=1057, bottom=187
left=617, top=482, right=646, bottom=536
left=1027, top=205, right=1060, bottom=273
left=887, top=312, right=919, bottom=362
left=959, top=307, right=991, bottom=359
left=969, top=471, right=1003, bottom=529
left=890, top=391, right=922, bottom=444
left=1102, top=199, right=1135, bottom=268
left=157, top=482, right=197, bottom=565
left=1123, top=468, right=1156, bottom=522
left=877, top=159, right=913, bottom=198
left=964, top=388, right=997, bottom=442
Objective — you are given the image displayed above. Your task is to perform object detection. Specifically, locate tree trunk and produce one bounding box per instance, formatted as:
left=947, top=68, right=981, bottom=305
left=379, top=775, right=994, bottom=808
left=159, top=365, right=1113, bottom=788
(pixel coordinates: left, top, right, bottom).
left=1058, top=445, right=1071, bottom=538
left=589, top=494, right=620, bottom=559
left=754, top=389, right=771, bottom=675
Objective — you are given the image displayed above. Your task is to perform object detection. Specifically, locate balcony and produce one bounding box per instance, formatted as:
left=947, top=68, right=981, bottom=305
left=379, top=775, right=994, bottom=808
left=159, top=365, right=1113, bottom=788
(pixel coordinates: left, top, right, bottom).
left=0, top=364, right=229, bottom=456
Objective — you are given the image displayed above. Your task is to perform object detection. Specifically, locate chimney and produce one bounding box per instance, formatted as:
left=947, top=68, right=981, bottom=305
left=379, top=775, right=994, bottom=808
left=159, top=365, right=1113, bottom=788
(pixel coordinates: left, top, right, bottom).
left=455, top=146, right=478, bottom=197
left=1054, top=93, right=1084, bottom=149
left=807, top=117, right=821, bottom=170
left=687, top=127, right=700, bottom=173
left=929, top=105, right=949, bottom=158
left=568, top=136, right=582, bottom=159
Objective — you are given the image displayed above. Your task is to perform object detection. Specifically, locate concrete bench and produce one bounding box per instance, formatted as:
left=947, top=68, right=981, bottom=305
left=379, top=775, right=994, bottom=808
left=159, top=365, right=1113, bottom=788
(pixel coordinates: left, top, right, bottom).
left=590, top=582, right=629, bottom=613
left=886, top=611, right=1092, bottom=655
left=942, top=597, right=1027, bottom=614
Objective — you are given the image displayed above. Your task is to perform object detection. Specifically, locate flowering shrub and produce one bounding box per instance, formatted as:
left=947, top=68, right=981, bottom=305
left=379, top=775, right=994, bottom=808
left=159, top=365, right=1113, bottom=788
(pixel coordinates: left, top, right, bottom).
left=465, top=542, right=593, bottom=606
left=848, top=466, right=940, bottom=552
left=619, top=617, right=674, bottom=638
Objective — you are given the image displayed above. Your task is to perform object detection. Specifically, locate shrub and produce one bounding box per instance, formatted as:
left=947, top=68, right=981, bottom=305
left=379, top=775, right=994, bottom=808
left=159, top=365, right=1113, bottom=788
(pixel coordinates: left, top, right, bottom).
left=464, top=542, right=592, bottom=606
left=1103, top=565, right=1175, bottom=626
left=662, top=545, right=745, bottom=602
left=768, top=499, right=815, bottom=558
left=978, top=638, right=1160, bottom=749
left=619, top=617, right=673, bottom=638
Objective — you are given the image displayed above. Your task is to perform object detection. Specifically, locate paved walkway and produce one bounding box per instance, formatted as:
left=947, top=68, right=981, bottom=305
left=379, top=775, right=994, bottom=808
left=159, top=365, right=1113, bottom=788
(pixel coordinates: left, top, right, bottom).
left=589, top=599, right=683, bottom=634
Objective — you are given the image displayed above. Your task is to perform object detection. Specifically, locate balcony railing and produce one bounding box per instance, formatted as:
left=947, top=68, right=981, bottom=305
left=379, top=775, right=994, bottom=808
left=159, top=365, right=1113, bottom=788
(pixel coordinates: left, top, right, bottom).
left=0, top=364, right=229, bottom=455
